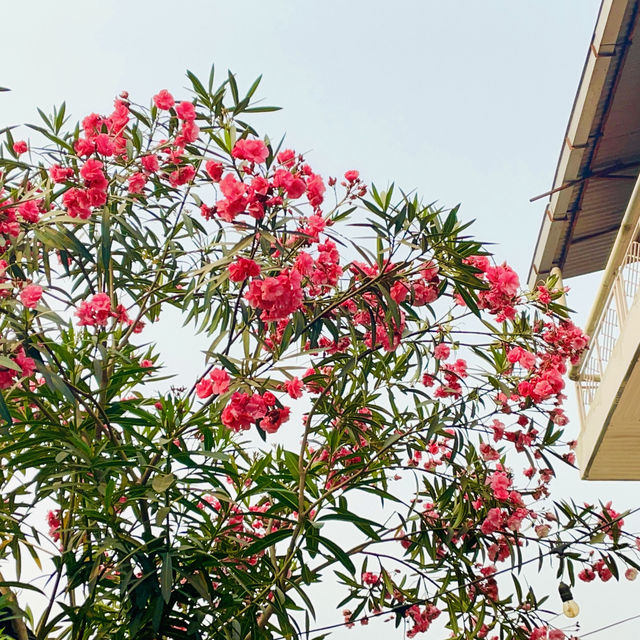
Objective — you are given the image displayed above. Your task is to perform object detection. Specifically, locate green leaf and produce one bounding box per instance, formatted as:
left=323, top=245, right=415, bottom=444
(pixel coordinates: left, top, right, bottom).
left=161, top=553, right=173, bottom=604
left=244, top=528, right=294, bottom=556
left=0, top=392, right=12, bottom=425
left=0, top=356, right=21, bottom=372
left=152, top=473, right=176, bottom=492
left=317, top=536, right=356, bottom=574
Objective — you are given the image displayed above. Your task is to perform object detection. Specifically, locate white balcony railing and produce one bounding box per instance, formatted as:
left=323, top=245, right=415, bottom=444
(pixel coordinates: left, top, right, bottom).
left=575, top=227, right=640, bottom=424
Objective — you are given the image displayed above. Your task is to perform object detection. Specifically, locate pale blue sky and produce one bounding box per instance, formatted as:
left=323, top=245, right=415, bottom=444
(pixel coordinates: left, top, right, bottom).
left=3, top=1, right=640, bottom=638
left=2, top=1, right=600, bottom=275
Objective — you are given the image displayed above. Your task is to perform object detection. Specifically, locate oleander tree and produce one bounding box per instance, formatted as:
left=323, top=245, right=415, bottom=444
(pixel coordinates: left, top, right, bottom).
left=0, top=68, right=638, bottom=640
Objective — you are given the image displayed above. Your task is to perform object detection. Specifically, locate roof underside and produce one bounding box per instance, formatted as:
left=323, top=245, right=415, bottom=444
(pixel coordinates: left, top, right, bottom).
left=529, top=0, right=640, bottom=285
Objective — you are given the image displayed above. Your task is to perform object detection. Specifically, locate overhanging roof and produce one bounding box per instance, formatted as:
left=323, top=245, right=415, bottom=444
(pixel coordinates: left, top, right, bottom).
left=528, top=0, right=640, bottom=287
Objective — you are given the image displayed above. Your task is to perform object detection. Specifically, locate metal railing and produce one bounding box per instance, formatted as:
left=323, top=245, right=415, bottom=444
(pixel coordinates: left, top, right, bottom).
left=576, top=229, right=640, bottom=424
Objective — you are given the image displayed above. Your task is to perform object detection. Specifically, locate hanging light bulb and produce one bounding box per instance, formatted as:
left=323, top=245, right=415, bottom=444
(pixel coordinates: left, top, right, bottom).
left=558, top=582, right=580, bottom=618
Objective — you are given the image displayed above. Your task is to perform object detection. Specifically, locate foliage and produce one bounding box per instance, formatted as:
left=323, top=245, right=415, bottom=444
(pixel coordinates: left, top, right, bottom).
left=0, top=67, right=637, bottom=640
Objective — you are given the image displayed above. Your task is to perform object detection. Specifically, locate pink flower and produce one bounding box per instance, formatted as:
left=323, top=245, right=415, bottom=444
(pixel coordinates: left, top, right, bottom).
left=76, top=292, right=112, bottom=327
left=489, top=471, right=511, bottom=501
left=578, top=568, right=595, bottom=582
left=412, top=280, right=439, bottom=306
left=507, top=346, right=536, bottom=370
left=480, top=508, right=503, bottom=535
left=294, top=252, right=314, bottom=275
left=18, top=200, right=40, bottom=223
left=176, top=120, right=199, bottom=145
left=209, top=368, right=230, bottom=394
left=63, top=188, right=92, bottom=219
left=228, top=257, right=261, bottom=282
left=47, top=510, right=61, bottom=541
left=344, top=170, right=359, bottom=182
left=221, top=392, right=267, bottom=432
left=74, top=137, right=96, bottom=157
left=434, top=343, right=450, bottom=360
left=362, top=572, right=380, bottom=586
left=260, top=406, right=290, bottom=434
left=128, top=172, right=147, bottom=194
left=13, top=348, right=35, bottom=378
left=390, top=280, right=409, bottom=303
left=153, top=89, right=175, bottom=110
left=195, top=378, right=213, bottom=399
left=215, top=173, right=247, bottom=221
left=80, top=159, right=107, bottom=189
left=169, top=165, right=196, bottom=187
left=175, top=101, right=196, bottom=121
left=140, top=359, right=154, bottom=368
left=95, top=133, right=115, bottom=156
left=20, top=284, right=43, bottom=309
left=245, top=269, right=304, bottom=322
left=285, top=377, right=304, bottom=399
left=232, top=139, right=269, bottom=164
left=306, top=174, right=325, bottom=207
left=141, top=155, right=159, bottom=173
left=49, top=164, right=74, bottom=183
left=12, top=140, right=27, bottom=155
left=480, top=442, right=499, bottom=461
left=205, top=160, right=224, bottom=182
left=277, top=149, right=296, bottom=167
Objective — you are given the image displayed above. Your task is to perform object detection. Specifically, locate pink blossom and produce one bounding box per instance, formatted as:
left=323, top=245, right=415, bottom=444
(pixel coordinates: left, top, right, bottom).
left=489, top=471, right=511, bottom=500
left=12, top=140, right=27, bottom=155
left=18, top=200, right=40, bottom=223
left=169, top=165, right=196, bottom=187
left=245, top=269, right=304, bottom=322
left=390, top=280, right=410, bottom=303
left=153, top=89, right=175, bottom=110
left=49, top=164, right=74, bottom=183
left=76, top=292, right=112, bottom=327
left=205, top=160, right=224, bottom=182
left=434, top=343, right=450, bottom=360
left=20, top=284, right=43, bottom=309
left=221, top=392, right=267, bottom=432
left=306, top=174, right=325, bottom=208
left=141, top=155, right=159, bottom=173
left=232, top=138, right=269, bottom=164
left=209, top=368, right=230, bottom=394
left=195, top=378, right=213, bottom=399
left=128, top=172, right=147, bottom=194
left=361, top=572, right=380, bottom=586
left=63, top=188, right=92, bottom=219
left=259, top=406, right=290, bottom=434
left=95, top=133, right=115, bottom=156
left=277, top=149, right=296, bottom=167
left=175, top=101, right=196, bottom=121
left=480, top=508, right=503, bottom=535
left=228, top=257, right=261, bottom=282
left=285, top=377, right=304, bottom=399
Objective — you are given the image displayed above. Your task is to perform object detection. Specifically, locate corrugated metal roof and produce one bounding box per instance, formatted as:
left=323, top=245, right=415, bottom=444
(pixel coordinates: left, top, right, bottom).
left=528, top=0, right=640, bottom=286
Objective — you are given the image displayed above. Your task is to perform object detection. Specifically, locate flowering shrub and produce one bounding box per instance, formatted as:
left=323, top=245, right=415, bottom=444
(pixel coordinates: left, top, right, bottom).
left=0, top=67, right=637, bottom=640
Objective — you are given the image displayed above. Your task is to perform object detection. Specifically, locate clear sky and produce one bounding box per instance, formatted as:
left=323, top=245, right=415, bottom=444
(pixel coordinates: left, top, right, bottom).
left=2, top=1, right=639, bottom=638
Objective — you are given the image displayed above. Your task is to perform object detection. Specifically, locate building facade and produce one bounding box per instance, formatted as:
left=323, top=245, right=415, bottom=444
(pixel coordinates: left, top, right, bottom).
left=529, top=0, right=640, bottom=479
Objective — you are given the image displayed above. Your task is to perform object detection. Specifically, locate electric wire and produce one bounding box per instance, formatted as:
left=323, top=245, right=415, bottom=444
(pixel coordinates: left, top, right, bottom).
left=580, top=612, right=640, bottom=638
left=268, top=506, right=640, bottom=640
